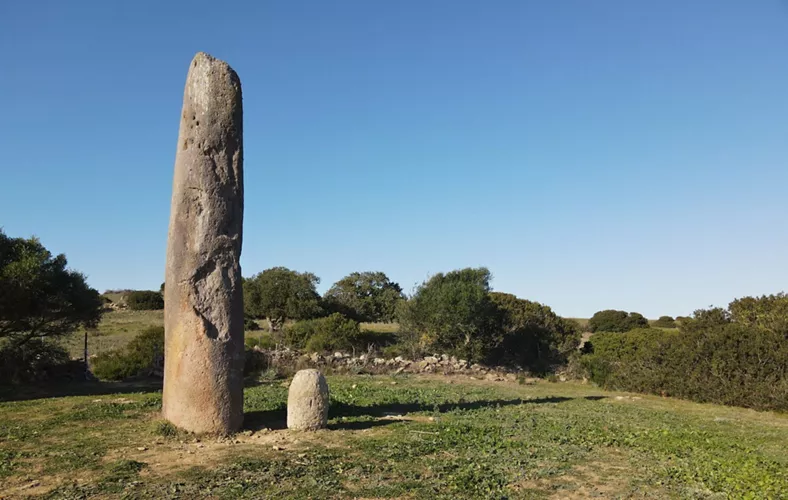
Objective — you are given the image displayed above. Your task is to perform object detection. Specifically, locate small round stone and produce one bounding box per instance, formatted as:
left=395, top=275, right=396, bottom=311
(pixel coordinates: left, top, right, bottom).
left=287, top=369, right=329, bottom=431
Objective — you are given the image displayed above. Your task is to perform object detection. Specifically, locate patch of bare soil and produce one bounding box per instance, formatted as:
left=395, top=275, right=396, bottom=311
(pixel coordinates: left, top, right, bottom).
left=513, top=449, right=646, bottom=499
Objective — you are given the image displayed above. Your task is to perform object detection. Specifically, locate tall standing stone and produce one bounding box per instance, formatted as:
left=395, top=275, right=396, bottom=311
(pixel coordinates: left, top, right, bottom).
left=163, top=52, right=244, bottom=434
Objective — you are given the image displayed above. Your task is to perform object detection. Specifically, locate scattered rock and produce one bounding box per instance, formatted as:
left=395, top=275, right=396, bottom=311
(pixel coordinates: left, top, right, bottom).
left=137, top=447, right=148, bottom=451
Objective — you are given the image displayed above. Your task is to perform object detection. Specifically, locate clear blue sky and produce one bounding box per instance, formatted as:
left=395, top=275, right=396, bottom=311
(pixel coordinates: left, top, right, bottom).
left=1, top=1, right=787, bottom=318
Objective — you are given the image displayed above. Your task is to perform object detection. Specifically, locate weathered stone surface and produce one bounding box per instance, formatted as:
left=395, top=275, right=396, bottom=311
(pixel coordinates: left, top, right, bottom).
left=162, top=52, right=244, bottom=435
left=287, top=369, right=329, bottom=431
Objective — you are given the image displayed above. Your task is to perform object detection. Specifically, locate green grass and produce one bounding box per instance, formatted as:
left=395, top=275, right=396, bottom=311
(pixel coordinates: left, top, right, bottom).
left=360, top=322, right=399, bottom=333
left=61, top=310, right=165, bottom=358
left=62, top=312, right=402, bottom=360
left=1, top=376, right=785, bottom=498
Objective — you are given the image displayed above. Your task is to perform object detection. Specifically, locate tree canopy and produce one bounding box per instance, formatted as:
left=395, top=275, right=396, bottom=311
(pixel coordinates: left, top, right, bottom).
left=323, top=271, right=404, bottom=323
left=243, top=267, right=322, bottom=330
left=398, top=267, right=502, bottom=362
left=490, top=292, right=581, bottom=372
left=588, top=309, right=649, bottom=333
left=0, top=230, right=103, bottom=346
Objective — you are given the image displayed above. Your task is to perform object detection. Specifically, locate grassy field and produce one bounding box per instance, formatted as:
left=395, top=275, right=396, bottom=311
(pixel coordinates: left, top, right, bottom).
left=61, top=311, right=403, bottom=359
left=1, top=375, right=786, bottom=499
left=61, top=310, right=165, bottom=358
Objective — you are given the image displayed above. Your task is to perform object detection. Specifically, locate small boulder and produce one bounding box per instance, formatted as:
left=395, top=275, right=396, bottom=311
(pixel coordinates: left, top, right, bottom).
left=287, top=369, right=329, bottom=431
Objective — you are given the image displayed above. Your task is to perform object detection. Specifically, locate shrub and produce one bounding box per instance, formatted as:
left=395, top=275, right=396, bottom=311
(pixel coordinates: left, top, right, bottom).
left=588, top=310, right=649, bottom=333
left=126, top=291, right=164, bottom=311
left=245, top=334, right=276, bottom=350
left=0, top=338, right=73, bottom=384
left=490, top=292, right=581, bottom=373
left=244, top=348, right=269, bottom=375
left=91, top=326, right=164, bottom=381
left=653, top=315, right=676, bottom=328
left=397, top=268, right=502, bottom=363
left=244, top=316, right=261, bottom=331
left=728, top=292, right=788, bottom=333
left=284, top=313, right=361, bottom=352
left=582, top=301, right=788, bottom=411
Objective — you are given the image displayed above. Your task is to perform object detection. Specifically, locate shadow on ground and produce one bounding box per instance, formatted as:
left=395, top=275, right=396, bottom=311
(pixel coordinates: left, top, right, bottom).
left=242, top=396, right=599, bottom=432
left=243, top=408, right=403, bottom=432
left=0, top=375, right=274, bottom=403
left=0, top=379, right=164, bottom=403
left=330, top=396, right=576, bottom=418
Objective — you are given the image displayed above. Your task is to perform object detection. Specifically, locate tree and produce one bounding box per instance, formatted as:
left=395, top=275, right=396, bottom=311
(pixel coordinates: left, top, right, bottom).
left=323, top=271, right=405, bottom=323
left=397, top=267, right=503, bottom=363
left=653, top=315, right=677, bottom=328
left=243, top=267, right=322, bottom=331
left=588, top=310, right=650, bottom=333
left=0, top=230, right=103, bottom=347
left=490, top=292, right=581, bottom=372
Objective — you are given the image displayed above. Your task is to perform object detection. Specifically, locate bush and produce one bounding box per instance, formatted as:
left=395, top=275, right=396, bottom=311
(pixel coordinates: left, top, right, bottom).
left=728, top=292, right=788, bottom=333
left=244, top=348, right=269, bottom=375
left=653, top=315, right=676, bottom=328
left=284, top=313, right=361, bottom=352
left=244, top=316, right=261, bottom=331
left=245, top=334, right=276, bottom=350
left=490, top=292, right=581, bottom=373
left=397, top=268, right=502, bottom=363
left=126, top=291, right=164, bottom=311
left=0, top=339, right=73, bottom=384
left=91, top=327, right=164, bottom=381
left=588, top=310, right=649, bottom=333
left=582, top=300, right=788, bottom=411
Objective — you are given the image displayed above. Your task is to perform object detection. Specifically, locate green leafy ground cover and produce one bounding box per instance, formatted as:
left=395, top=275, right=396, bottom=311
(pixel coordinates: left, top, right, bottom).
left=1, top=375, right=786, bottom=499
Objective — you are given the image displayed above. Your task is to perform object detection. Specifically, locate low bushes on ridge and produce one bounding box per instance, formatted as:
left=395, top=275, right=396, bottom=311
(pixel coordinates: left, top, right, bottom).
left=582, top=294, right=788, bottom=411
